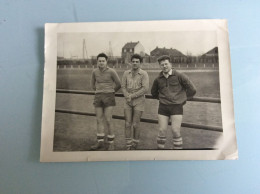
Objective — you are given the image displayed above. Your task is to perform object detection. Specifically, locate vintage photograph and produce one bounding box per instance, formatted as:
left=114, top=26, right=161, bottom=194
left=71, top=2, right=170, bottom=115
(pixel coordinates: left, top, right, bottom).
left=41, top=20, right=237, bottom=161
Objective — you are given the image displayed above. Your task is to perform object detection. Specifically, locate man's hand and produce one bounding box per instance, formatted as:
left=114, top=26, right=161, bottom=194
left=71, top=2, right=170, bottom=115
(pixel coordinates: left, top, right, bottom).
left=125, top=95, right=132, bottom=103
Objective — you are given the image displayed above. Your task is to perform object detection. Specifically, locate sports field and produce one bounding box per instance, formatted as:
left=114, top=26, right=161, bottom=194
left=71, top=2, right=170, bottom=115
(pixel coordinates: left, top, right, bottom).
left=54, top=68, right=223, bottom=151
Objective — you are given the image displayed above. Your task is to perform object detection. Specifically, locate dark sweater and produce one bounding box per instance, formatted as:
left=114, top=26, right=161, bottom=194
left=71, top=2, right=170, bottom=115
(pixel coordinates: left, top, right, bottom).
left=151, top=69, right=196, bottom=105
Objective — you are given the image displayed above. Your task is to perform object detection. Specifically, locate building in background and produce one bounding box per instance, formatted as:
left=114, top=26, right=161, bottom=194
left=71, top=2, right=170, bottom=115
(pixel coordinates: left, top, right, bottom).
left=199, top=47, right=218, bottom=63
left=121, top=41, right=145, bottom=63
left=150, top=47, right=187, bottom=63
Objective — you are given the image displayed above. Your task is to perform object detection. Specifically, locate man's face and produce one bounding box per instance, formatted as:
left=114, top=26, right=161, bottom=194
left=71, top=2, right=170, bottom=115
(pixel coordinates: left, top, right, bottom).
left=159, top=59, right=172, bottom=73
left=131, top=58, right=141, bottom=70
left=97, top=57, right=107, bottom=69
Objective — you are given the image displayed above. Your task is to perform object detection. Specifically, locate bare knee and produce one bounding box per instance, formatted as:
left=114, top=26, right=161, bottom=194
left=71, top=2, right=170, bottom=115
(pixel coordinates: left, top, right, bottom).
left=105, top=116, right=112, bottom=123
left=172, top=131, right=181, bottom=138
left=132, top=122, right=140, bottom=130
left=172, top=125, right=181, bottom=137
left=158, top=127, right=166, bottom=137
left=125, top=121, right=132, bottom=129
left=96, top=116, right=104, bottom=124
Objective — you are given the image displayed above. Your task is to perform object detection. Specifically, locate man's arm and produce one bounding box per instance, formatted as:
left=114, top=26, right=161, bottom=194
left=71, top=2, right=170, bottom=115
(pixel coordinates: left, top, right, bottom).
left=90, top=70, right=96, bottom=91
left=111, top=69, right=121, bottom=92
left=179, top=73, right=196, bottom=99
left=151, top=78, right=159, bottom=99
left=121, top=71, right=129, bottom=97
left=129, top=71, right=149, bottom=99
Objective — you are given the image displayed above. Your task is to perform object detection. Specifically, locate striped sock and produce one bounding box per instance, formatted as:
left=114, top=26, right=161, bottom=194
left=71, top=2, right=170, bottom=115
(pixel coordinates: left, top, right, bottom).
left=132, top=139, right=140, bottom=149
left=107, top=134, right=115, bottom=144
left=173, top=136, right=183, bottom=149
left=125, top=138, right=132, bottom=149
left=157, top=136, right=166, bottom=149
left=91, top=133, right=105, bottom=150
left=97, top=133, right=105, bottom=142
left=107, top=134, right=115, bottom=151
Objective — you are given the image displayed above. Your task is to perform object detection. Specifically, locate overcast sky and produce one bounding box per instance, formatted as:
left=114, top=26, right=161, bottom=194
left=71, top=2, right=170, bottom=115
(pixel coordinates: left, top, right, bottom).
left=57, top=31, right=217, bottom=59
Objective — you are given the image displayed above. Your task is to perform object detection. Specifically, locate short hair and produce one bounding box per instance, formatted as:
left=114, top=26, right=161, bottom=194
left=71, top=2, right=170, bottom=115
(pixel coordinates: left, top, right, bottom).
left=97, top=53, right=108, bottom=61
left=131, top=54, right=143, bottom=63
left=157, top=55, right=171, bottom=63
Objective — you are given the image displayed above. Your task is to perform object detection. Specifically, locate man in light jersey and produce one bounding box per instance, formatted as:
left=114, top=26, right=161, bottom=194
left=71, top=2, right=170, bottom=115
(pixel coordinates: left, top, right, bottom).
left=121, top=54, right=149, bottom=150
left=90, top=53, right=121, bottom=151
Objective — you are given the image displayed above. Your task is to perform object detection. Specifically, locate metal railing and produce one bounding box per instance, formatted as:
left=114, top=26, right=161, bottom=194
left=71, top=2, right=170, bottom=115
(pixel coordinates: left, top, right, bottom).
left=56, top=89, right=222, bottom=132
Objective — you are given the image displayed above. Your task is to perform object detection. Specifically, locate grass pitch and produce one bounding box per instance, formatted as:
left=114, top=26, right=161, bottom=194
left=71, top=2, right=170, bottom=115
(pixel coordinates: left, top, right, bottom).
left=54, top=69, right=222, bottom=151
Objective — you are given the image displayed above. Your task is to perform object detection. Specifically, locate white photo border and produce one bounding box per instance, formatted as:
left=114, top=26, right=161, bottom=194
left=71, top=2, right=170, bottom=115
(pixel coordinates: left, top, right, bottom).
left=40, top=20, right=238, bottom=162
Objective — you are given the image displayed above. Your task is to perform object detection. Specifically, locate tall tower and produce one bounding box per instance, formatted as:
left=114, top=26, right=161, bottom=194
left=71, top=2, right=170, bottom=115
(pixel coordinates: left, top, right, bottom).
left=83, top=39, right=88, bottom=59
left=108, top=41, right=114, bottom=59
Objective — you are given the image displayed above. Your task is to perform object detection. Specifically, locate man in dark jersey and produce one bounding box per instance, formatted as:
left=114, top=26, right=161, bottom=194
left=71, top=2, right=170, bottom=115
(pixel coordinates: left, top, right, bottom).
left=90, top=53, right=121, bottom=151
left=151, top=55, right=196, bottom=149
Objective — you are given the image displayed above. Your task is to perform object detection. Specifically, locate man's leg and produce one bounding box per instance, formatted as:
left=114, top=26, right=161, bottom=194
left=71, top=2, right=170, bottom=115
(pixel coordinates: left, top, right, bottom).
left=124, top=108, right=133, bottom=150
left=170, top=115, right=183, bottom=149
left=104, top=106, right=114, bottom=135
left=104, top=106, right=115, bottom=150
left=91, top=107, right=105, bottom=150
left=132, top=110, right=143, bottom=150
left=157, top=114, right=169, bottom=149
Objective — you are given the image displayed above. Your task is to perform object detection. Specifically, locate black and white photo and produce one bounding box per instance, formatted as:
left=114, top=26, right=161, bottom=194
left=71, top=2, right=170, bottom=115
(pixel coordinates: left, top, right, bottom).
left=40, top=20, right=237, bottom=162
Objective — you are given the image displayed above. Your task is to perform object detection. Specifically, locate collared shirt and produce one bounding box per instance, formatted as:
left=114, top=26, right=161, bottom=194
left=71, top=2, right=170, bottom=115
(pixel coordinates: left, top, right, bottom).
left=91, top=67, right=121, bottom=93
left=163, top=69, right=172, bottom=78
left=121, top=68, right=149, bottom=106
left=151, top=68, right=196, bottom=105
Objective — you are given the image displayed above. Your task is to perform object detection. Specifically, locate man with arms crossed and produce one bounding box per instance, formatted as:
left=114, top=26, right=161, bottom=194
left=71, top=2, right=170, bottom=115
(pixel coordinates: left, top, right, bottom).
left=90, top=53, right=121, bottom=151
left=151, top=55, right=196, bottom=149
left=121, top=54, right=149, bottom=150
